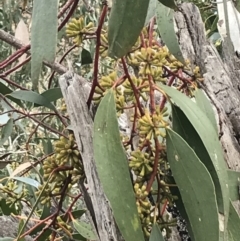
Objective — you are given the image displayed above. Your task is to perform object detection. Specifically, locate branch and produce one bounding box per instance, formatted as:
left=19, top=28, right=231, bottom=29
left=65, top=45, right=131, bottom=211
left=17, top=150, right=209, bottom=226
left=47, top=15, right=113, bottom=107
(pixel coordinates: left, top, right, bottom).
left=0, top=30, right=67, bottom=75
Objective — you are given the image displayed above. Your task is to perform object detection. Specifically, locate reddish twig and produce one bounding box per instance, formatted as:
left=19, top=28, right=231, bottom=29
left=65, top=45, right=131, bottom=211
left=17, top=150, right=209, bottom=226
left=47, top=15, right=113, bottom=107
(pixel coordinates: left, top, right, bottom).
left=163, top=66, right=193, bottom=84
left=0, top=56, right=31, bottom=77
left=148, top=17, right=155, bottom=48
left=0, top=45, right=30, bottom=69
left=58, top=0, right=76, bottom=18
left=159, top=75, right=175, bottom=111
left=0, top=76, right=28, bottom=90
left=121, top=58, right=144, bottom=116
left=0, top=93, right=67, bottom=137
left=48, top=44, right=77, bottom=89
left=87, top=4, right=108, bottom=107
left=58, top=0, right=80, bottom=31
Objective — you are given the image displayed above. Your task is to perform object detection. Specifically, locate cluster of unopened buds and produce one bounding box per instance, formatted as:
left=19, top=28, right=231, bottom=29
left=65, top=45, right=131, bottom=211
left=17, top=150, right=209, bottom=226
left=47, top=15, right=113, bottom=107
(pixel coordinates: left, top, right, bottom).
left=36, top=134, right=84, bottom=205
left=134, top=183, right=153, bottom=236
left=0, top=180, right=28, bottom=206
left=138, top=108, right=169, bottom=141
left=66, top=17, right=95, bottom=46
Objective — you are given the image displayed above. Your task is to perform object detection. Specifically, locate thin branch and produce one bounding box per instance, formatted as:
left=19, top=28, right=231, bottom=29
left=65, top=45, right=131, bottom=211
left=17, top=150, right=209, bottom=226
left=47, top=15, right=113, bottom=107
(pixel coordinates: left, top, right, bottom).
left=0, top=30, right=68, bottom=75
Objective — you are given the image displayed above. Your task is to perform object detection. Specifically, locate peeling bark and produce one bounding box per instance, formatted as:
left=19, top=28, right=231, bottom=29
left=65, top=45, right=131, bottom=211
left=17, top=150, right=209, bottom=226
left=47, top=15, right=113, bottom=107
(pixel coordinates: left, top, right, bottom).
left=174, top=3, right=240, bottom=170
left=59, top=72, right=123, bottom=241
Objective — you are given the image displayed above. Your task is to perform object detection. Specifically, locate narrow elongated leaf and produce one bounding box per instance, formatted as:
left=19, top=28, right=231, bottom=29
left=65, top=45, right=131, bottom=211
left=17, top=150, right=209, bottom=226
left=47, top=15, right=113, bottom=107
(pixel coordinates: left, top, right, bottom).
left=61, top=209, right=85, bottom=222
left=227, top=170, right=240, bottom=201
left=145, top=0, right=157, bottom=25
left=73, top=220, right=97, bottom=240
left=12, top=177, right=40, bottom=189
left=156, top=2, right=185, bottom=63
left=31, top=0, right=58, bottom=91
left=69, top=233, right=86, bottom=241
left=171, top=105, right=224, bottom=203
left=81, top=48, right=93, bottom=65
left=29, top=205, right=50, bottom=235
left=0, top=82, right=23, bottom=107
left=93, top=90, right=145, bottom=241
left=166, top=128, right=219, bottom=241
left=159, top=0, right=178, bottom=10
left=233, top=0, right=240, bottom=13
left=41, top=88, right=63, bottom=102
left=0, top=199, right=18, bottom=215
left=157, top=83, right=229, bottom=231
left=0, top=118, right=14, bottom=146
left=18, top=220, right=25, bottom=241
left=8, top=90, right=56, bottom=111
left=227, top=201, right=240, bottom=241
left=194, top=88, right=218, bottom=133
left=108, top=0, right=150, bottom=58
left=0, top=238, right=14, bottom=241
left=167, top=176, right=196, bottom=240
left=149, top=224, right=165, bottom=241
left=42, top=139, right=53, bottom=155
left=15, top=19, right=29, bottom=71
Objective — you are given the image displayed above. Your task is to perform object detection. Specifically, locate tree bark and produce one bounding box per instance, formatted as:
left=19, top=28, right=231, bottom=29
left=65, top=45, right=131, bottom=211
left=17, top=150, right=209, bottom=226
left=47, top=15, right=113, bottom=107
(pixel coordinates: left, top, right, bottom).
left=174, top=3, right=240, bottom=171
left=59, top=72, right=123, bottom=241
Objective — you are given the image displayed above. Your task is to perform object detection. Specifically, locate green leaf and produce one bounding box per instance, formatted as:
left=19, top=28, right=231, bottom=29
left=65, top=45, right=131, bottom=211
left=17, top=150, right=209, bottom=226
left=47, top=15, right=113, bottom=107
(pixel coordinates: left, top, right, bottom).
left=0, top=118, right=14, bottom=146
left=41, top=88, right=63, bottom=103
left=149, top=224, right=165, bottom=241
left=61, top=209, right=86, bottom=222
left=8, top=90, right=56, bottom=111
left=156, top=2, right=185, bottom=63
left=0, top=199, right=18, bottom=215
left=108, top=0, right=150, bottom=58
left=0, top=238, right=14, bottom=241
left=12, top=176, right=40, bottom=189
left=233, top=0, right=240, bottom=14
left=18, top=220, right=25, bottom=241
left=73, top=220, right=97, bottom=240
left=158, top=0, right=178, bottom=10
left=0, top=81, right=23, bottom=107
left=166, top=128, right=219, bottom=241
left=31, top=0, right=58, bottom=91
left=36, top=229, right=52, bottom=241
left=93, top=90, right=145, bottom=241
left=16, top=175, right=53, bottom=241
left=227, top=170, right=240, bottom=201
left=194, top=88, right=218, bottom=133
left=81, top=48, right=93, bottom=65
left=29, top=205, right=50, bottom=235
left=165, top=174, right=196, bottom=240
left=69, top=233, right=86, bottom=241
left=157, top=83, right=229, bottom=229
left=42, top=138, right=53, bottom=155
left=227, top=201, right=240, bottom=241
left=145, top=0, right=157, bottom=25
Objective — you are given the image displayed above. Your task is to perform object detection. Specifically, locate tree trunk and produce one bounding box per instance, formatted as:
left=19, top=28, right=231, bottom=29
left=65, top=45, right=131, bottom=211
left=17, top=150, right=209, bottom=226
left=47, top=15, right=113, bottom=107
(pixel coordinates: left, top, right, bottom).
left=174, top=3, right=240, bottom=172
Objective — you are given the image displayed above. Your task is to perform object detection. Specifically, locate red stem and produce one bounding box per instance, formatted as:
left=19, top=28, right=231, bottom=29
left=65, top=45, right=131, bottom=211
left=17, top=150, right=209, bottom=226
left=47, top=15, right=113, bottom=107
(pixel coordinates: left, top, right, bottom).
left=58, top=0, right=80, bottom=31
left=159, top=75, right=175, bottom=111
left=87, top=4, right=108, bottom=107
left=121, top=58, right=144, bottom=116
left=48, top=44, right=77, bottom=89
